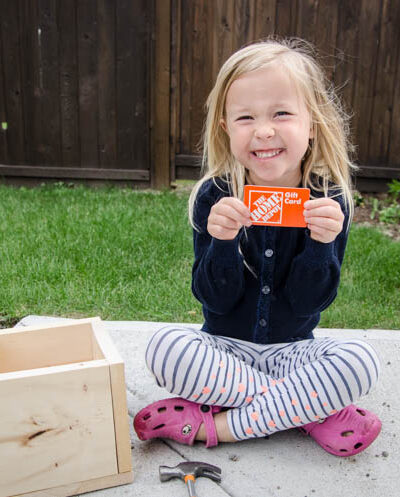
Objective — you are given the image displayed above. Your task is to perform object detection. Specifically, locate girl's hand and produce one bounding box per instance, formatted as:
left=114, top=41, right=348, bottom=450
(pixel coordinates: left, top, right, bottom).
left=207, top=197, right=252, bottom=240
left=303, top=198, right=345, bottom=243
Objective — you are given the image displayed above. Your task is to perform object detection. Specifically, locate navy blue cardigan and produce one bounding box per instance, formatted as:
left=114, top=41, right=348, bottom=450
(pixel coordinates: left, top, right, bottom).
left=192, top=178, right=350, bottom=345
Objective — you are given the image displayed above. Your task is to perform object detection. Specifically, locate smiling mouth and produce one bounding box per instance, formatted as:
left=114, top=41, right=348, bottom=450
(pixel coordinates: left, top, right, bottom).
left=252, top=149, right=284, bottom=159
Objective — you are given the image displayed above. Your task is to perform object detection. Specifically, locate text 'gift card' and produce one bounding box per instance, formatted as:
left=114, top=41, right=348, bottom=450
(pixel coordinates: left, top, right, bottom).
left=244, top=185, right=310, bottom=227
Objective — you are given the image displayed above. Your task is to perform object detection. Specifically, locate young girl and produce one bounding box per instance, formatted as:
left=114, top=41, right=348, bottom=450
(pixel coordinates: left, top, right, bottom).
left=134, top=37, right=381, bottom=456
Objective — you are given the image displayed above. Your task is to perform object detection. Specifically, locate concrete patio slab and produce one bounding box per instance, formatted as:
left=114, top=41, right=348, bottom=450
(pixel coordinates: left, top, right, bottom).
left=15, top=316, right=400, bottom=497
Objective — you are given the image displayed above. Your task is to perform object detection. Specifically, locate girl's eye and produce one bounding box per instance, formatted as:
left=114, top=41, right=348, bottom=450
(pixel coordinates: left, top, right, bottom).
left=237, top=115, right=253, bottom=121
left=275, top=111, right=290, bottom=117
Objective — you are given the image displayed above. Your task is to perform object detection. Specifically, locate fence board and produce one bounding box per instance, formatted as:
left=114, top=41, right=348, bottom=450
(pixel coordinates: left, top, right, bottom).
left=59, top=0, right=80, bottom=167
left=351, top=0, right=382, bottom=166
left=368, top=0, right=400, bottom=163
left=1, top=0, right=25, bottom=163
left=253, top=0, right=276, bottom=41
left=170, top=0, right=181, bottom=182
left=98, top=0, right=117, bottom=168
left=275, top=0, right=298, bottom=37
left=0, top=13, right=8, bottom=163
left=180, top=1, right=195, bottom=155
left=18, top=0, right=37, bottom=165
left=38, top=0, right=62, bottom=165
left=314, top=1, right=338, bottom=83
left=388, top=26, right=400, bottom=165
left=77, top=0, right=99, bottom=167
left=213, top=0, right=235, bottom=79
left=191, top=0, right=213, bottom=153
left=333, top=0, right=361, bottom=120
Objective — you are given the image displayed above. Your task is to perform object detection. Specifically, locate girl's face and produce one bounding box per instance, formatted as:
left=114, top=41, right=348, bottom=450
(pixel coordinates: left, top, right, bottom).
left=221, top=65, right=313, bottom=187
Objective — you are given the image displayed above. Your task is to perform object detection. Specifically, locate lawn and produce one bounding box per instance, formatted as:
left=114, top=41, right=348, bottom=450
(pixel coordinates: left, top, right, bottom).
left=0, top=183, right=399, bottom=329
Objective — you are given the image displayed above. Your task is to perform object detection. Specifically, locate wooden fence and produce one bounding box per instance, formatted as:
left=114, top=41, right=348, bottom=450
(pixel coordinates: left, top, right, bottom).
left=172, top=0, right=400, bottom=191
left=0, top=0, right=399, bottom=190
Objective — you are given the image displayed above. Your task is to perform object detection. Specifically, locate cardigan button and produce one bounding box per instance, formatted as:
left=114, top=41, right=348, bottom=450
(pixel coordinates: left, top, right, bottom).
left=262, top=285, right=270, bottom=295
left=265, top=249, right=274, bottom=257
left=259, top=319, right=267, bottom=327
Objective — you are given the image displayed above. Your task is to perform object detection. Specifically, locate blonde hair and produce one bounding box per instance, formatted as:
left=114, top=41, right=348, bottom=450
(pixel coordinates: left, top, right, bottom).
left=188, top=36, right=357, bottom=227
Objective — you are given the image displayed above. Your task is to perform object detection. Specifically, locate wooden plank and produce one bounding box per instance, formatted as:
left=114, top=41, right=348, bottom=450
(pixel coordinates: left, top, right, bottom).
left=108, top=362, right=132, bottom=474
left=332, top=1, right=361, bottom=125
left=233, top=0, right=255, bottom=50
left=176, top=165, right=201, bottom=180
left=170, top=0, right=181, bottom=181
left=253, top=0, right=276, bottom=39
left=275, top=0, right=298, bottom=37
left=59, top=0, right=80, bottom=167
left=212, top=0, right=235, bottom=81
left=354, top=165, right=400, bottom=179
left=190, top=0, right=213, bottom=153
left=0, top=363, right=118, bottom=497
left=18, top=0, right=38, bottom=166
left=91, top=320, right=131, bottom=474
left=0, top=322, right=95, bottom=373
left=0, top=9, right=9, bottom=164
left=36, top=0, right=61, bottom=166
left=97, top=0, right=117, bottom=168
left=296, top=0, right=318, bottom=44
left=0, top=164, right=149, bottom=180
left=152, top=0, right=171, bottom=188
left=116, top=0, right=150, bottom=170
left=175, top=154, right=400, bottom=180
left=351, top=0, right=381, bottom=166
left=0, top=0, right=26, bottom=163
left=314, top=0, right=339, bottom=82
left=77, top=0, right=99, bottom=167
left=179, top=0, right=195, bottom=154
left=14, top=471, right=133, bottom=497
left=175, top=154, right=202, bottom=167
left=368, top=0, right=400, bottom=165
left=388, top=1, right=400, bottom=165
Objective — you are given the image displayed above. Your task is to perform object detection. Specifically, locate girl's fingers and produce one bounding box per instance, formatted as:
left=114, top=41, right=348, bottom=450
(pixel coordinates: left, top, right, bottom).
left=304, top=216, right=342, bottom=233
left=304, top=197, right=341, bottom=209
left=208, top=224, right=240, bottom=240
left=212, top=198, right=251, bottom=226
left=304, top=205, right=344, bottom=221
left=209, top=213, right=242, bottom=231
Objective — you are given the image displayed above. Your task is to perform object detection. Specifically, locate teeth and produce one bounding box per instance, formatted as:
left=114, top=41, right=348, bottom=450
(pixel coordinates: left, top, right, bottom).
left=254, top=150, right=282, bottom=158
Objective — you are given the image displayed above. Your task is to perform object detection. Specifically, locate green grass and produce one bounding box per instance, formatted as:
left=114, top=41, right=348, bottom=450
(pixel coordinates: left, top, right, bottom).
left=320, top=225, right=400, bottom=329
left=0, top=184, right=399, bottom=329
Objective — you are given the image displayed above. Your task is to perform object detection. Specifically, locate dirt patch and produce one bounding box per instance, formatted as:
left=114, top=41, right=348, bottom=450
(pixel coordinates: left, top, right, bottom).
left=353, top=193, right=400, bottom=241
left=0, top=316, right=22, bottom=329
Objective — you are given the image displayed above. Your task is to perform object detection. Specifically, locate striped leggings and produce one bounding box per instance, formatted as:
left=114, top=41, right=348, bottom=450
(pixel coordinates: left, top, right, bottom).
left=145, top=326, right=381, bottom=441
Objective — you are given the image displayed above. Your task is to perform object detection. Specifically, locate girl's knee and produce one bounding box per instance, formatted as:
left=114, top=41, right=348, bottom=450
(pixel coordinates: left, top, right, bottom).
left=145, top=326, right=202, bottom=378
left=329, top=338, right=381, bottom=395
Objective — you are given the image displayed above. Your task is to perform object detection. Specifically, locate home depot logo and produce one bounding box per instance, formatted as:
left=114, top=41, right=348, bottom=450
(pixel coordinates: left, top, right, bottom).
left=250, top=191, right=283, bottom=224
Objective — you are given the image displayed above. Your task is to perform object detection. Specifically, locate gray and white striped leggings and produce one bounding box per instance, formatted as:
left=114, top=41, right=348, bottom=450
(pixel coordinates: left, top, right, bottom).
left=145, top=326, right=380, bottom=441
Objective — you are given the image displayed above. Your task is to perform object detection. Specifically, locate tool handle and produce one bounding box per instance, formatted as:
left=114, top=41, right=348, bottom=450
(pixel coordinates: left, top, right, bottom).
left=185, top=475, right=197, bottom=497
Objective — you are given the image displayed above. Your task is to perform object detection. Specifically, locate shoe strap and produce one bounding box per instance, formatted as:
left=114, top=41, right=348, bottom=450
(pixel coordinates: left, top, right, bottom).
left=199, top=406, right=218, bottom=448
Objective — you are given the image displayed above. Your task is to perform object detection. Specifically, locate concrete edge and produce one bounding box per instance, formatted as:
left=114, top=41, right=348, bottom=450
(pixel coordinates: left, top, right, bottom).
left=14, top=316, right=400, bottom=341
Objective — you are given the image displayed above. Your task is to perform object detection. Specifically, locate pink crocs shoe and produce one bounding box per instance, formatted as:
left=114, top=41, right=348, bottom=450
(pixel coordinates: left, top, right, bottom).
left=134, top=397, right=222, bottom=448
left=298, top=404, right=382, bottom=456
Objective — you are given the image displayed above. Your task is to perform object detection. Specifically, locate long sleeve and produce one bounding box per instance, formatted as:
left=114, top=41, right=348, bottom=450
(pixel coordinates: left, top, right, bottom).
left=283, top=197, right=349, bottom=316
left=191, top=179, right=246, bottom=315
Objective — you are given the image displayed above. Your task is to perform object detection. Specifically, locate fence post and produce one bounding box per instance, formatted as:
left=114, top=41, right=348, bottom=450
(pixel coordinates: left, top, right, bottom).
left=151, top=0, right=171, bottom=189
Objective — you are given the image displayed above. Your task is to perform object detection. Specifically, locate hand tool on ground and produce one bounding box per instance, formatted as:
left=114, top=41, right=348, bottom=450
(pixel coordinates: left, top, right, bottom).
left=159, top=461, right=222, bottom=497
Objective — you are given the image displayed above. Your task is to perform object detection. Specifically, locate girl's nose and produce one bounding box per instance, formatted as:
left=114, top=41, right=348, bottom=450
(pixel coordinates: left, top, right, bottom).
left=254, top=123, right=275, bottom=139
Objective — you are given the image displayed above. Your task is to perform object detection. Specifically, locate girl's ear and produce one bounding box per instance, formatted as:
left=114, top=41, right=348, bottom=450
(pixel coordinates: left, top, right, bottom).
left=220, top=118, right=227, bottom=133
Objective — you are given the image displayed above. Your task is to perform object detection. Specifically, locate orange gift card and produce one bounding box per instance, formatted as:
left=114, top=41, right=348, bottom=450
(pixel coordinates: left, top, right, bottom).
left=244, top=185, right=310, bottom=227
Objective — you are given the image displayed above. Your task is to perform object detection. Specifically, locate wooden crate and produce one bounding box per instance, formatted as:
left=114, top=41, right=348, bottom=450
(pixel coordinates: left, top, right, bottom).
left=0, top=317, right=133, bottom=497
